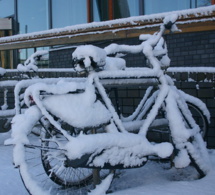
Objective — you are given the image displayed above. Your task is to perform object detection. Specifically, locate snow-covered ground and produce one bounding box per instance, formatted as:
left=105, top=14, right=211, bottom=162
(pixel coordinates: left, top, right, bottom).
left=0, top=132, right=27, bottom=195
left=1, top=131, right=215, bottom=195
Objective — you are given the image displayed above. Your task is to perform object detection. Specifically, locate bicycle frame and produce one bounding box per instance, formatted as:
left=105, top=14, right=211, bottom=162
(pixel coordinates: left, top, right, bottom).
left=13, top=15, right=210, bottom=170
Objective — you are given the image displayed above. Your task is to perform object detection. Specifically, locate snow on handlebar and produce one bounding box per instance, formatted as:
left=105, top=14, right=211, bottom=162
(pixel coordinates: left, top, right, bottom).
left=72, top=14, right=179, bottom=73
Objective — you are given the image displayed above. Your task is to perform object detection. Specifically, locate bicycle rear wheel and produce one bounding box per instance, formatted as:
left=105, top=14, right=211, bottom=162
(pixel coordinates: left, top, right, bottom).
left=147, top=102, right=208, bottom=143
left=180, top=103, right=210, bottom=178
left=186, top=102, right=208, bottom=139
left=166, top=98, right=210, bottom=178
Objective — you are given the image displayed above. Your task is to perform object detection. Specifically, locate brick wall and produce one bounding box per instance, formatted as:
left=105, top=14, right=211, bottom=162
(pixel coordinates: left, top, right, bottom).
left=49, top=30, right=215, bottom=68
left=166, top=31, right=215, bottom=67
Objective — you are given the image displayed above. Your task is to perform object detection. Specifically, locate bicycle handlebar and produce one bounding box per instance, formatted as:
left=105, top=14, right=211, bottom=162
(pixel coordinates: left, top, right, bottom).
left=72, top=14, right=179, bottom=73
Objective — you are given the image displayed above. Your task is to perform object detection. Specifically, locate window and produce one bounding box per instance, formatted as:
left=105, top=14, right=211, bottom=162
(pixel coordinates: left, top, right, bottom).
left=127, top=0, right=140, bottom=16
left=197, top=0, right=212, bottom=7
left=90, top=0, right=213, bottom=22
left=143, top=0, right=212, bottom=15
left=17, top=0, right=48, bottom=62
left=91, top=0, right=138, bottom=21
left=18, top=0, right=48, bottom=34
left=52, top=0, right=87, bottom=28
left=144, top=0, right=190, bottom=15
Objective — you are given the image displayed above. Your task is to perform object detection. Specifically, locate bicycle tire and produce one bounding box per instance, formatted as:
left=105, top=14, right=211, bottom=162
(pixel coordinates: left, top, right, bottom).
left=19, top=118, right=112, bottom=195
left=180, top=103, right=210, bottom=178
left=185, top=102, right=209, bottom=140
left=41, top=123, right=93, bottom=188
left=169, top=99, right=210, bottom=178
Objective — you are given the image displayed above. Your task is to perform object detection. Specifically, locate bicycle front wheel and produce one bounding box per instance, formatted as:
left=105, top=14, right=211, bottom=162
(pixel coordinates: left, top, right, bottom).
left=20, top=119, right=113, bottom=195
left=41, top=126, right=93, bottom=188
left=18, top=120, right=95, bottom=195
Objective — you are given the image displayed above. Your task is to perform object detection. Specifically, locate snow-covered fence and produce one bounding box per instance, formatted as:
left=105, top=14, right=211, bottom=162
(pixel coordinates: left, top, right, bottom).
left=0, top=68, right=214, bottom=147
left=0, top=69, right=78, bottom=132
left=0, top=79, right=17, bottom=132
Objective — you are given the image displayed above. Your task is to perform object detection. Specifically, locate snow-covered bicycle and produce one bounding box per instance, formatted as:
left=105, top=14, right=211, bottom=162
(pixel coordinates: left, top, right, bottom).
left=6, top=14, right=211, bottom=195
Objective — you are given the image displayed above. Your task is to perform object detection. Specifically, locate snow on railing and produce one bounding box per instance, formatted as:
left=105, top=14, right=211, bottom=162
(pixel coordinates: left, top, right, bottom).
left=0, top=6, right=214, bottom=50
left=1, top=66, right=215, bottom=75
left=167, top=67, right=215, bottom=73
left=0, top=6, right=214, bottom=44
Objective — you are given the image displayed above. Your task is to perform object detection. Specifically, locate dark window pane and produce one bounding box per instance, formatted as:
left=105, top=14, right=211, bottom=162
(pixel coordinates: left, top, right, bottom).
left=18, top=0, right=48, bottom=34
left=52, top=0, right=87, bottom=28
left=144, top=0, right=191, bottom=15
left=197, top=0, right=211, bottom=7
left=143, top=0, right=212, bottom=15
left=17, top=0, right=48, bottom=62
left=127, top=0, right=139, bottom=16
left=113, top=0, right=130, bottom=19
left=92, top=0, right=100, bottom=21
left=95, top=0, right=109, bottom=21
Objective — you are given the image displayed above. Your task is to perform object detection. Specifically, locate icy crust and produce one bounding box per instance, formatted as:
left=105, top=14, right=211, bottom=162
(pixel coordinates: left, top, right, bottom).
left=0, top=5, right=214, bottom=43
left=64, top=131, right=173, bottom=168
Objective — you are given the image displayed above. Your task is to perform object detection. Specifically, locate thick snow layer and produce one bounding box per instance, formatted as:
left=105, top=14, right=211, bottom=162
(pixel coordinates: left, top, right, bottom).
left=64, top=132, right=173, bottom=167
left=42, top=90, right=112, bottom=128
left=72, top=45, right=106, bottom=68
